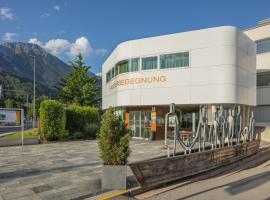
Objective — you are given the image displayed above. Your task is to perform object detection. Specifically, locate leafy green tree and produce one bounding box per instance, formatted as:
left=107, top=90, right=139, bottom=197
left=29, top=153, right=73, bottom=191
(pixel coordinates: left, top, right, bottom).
left=4, top=99, right=14, bottom=108
left=58, top=53, right=100, bottom=107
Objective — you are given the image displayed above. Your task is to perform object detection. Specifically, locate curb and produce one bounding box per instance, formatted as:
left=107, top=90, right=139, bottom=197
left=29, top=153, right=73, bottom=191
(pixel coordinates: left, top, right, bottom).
left=86, top=189, right=128, bottom=200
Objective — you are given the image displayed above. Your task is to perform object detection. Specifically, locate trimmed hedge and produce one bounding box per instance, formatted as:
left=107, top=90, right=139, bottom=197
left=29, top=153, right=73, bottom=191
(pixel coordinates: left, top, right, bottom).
left=39, top=100, right=66, bottom=141
left=66, top=104, right=100, bottom=139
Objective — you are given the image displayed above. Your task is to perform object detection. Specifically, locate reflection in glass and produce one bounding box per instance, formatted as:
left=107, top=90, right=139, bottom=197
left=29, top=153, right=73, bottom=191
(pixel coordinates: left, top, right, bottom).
left=160, top=52, right=189, bottom=69
left=142, top=56, right=157, bottom=70
left=257, top=39, right=270, bottom=54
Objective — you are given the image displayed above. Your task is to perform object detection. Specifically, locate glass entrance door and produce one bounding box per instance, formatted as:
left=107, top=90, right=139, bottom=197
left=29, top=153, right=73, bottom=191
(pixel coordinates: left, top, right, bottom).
left=129, top=111, right=140, bottom=137
left=129, top=110, right=151, bottom=138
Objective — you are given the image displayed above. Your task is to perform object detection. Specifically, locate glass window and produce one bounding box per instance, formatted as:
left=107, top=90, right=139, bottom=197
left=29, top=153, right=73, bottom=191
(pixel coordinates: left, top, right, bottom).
left=129, top=58, right=139, bottom=72
left=142, top=56, right=157, bottom=70
left=117, top=60, right=129, bottom=74
left=257, top=39, right=270, bottom=54
left=115, top=65, right=119, bottom=76
left=111, top=67, right=115, bottom=78
left=160, top=52, right=189, bottom=69
left=106, top=70, right=111, bottom=83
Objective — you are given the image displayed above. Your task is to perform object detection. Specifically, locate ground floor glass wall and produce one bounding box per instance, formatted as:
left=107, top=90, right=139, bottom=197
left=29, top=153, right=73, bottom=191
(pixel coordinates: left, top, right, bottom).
left=129, top=110, right=151, bottom=138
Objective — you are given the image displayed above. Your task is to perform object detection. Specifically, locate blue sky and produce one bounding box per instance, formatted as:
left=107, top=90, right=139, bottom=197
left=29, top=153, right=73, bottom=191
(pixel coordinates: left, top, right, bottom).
left=1, top=0, right=270, bottom=74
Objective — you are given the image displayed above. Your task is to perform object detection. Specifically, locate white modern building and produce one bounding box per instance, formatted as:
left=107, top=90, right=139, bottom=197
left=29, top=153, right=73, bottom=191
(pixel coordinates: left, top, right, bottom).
left=244, top=19, right=270, bottom=123
left=102, top=26, right=256, bottom=139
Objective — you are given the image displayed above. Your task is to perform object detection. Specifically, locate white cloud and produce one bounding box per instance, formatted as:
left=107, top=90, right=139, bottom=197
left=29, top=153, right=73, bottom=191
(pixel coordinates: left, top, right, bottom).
left=45, top=39, right=71, bottom=55
left=95, top=72, right=102, bottom=77
left=53, top=5, right=60, bottom=11
left=28, top=38, right=43, bottom=46
left=95, top=48, right=108, bottom=57
left=28, top=36, right=93, bottom=58
left=69, top=37, right=93, bottom=57
left=0, top=7, right=15, bottom=20
left=2, top=32, right=17, bottom=41
left=40, top=12, right=50, bottom=18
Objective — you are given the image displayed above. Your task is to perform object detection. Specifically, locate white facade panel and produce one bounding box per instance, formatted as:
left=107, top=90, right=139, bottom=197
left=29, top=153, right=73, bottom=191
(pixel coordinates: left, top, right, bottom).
left=102, top=26, right=256, bottom=109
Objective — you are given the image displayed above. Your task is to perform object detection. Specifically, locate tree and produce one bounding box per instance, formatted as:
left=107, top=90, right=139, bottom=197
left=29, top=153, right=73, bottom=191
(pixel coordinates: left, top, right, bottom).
left=98, top=108, right=130, bottom=165
left=4, top=99, right=14, bottom=108
left=58, top=53, right=100, bottom=107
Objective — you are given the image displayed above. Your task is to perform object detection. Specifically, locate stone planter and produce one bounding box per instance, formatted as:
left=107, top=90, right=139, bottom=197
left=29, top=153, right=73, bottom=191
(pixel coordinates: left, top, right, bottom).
left=101, top=165, right=127, bottom=189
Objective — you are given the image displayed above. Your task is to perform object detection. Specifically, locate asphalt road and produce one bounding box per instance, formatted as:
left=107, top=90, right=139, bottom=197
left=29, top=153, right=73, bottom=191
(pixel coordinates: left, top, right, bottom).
left=0, top=122, right=33, bottom=135
left=0, top=127, right=23, bottom=135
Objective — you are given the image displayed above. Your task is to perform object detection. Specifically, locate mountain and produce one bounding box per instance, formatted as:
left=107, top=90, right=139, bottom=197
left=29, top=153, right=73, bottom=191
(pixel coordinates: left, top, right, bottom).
left=0, top=42, right=96, bottom=89
left=0, top=69, right=55, bottom=98
left=0, top=42, right=73, bottom=89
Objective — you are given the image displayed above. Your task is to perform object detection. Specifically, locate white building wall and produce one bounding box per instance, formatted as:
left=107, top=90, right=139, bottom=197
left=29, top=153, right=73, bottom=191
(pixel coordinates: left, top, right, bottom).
left=102, top=26, right=256, bottom=109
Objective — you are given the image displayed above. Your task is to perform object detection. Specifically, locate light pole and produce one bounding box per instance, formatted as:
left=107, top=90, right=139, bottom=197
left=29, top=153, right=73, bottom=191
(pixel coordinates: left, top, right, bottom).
left=30, top=55, right=36, bottom=128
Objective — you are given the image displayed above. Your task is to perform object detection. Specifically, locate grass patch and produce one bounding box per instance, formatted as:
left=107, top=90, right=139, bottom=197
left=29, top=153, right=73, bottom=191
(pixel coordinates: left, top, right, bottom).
left=0, top=129, right=38, bottom=141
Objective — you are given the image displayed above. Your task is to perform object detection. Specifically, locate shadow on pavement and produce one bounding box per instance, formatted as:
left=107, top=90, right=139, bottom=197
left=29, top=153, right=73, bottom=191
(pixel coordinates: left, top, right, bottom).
left=176, top=170, right=270, bottom=199
left=0, top=162, right=101, bottom=183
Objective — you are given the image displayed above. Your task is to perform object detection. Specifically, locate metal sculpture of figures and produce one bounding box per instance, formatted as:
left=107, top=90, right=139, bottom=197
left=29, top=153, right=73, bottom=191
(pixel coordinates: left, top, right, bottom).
left=227, top=109, right=234, bottom=146
left=248, top=111, right=255, bottom=141
left=235, top=105, right=242, bottom=144
left=164, top=103, right=256, bottom=157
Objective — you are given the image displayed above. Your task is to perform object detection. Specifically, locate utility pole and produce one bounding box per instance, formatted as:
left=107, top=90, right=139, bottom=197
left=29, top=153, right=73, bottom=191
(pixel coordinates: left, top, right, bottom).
left=0, top=84, right=2, bottom=99
left=30, top=55, right=36, bottom=128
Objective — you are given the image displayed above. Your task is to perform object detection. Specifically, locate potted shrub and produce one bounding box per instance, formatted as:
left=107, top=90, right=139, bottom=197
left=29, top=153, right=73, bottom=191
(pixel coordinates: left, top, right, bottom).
left=98, top=108, right=130, bottom=189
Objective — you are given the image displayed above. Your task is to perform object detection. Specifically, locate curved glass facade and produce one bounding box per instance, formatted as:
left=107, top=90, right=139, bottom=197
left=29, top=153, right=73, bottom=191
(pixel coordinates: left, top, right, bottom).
left=106, top=51, right=189, bottom=83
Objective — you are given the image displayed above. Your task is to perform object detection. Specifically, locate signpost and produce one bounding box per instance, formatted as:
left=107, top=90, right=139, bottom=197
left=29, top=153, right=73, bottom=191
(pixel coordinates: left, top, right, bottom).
left=0, top=108, right=24, bottom=146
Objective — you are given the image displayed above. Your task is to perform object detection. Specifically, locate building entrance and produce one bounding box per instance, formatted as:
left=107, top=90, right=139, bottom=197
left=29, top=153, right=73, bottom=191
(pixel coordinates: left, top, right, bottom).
left=129, top=110, right=151, bottom=138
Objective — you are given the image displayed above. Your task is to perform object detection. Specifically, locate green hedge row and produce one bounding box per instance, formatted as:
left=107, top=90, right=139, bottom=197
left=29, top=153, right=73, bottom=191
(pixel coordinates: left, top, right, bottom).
left=66, top=104, right=100, bottom=139
left=39, top=100, right=100, bottom=141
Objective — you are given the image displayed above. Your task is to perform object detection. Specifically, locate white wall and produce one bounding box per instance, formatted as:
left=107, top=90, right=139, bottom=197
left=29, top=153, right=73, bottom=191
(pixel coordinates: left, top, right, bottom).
left=102, top=26, right=256, bottom=109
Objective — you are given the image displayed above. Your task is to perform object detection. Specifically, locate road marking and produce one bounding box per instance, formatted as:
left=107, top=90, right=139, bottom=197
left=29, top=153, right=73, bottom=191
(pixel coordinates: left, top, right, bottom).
left=0, top=132, right=16, bottom=137
left=98, top=189, right=128, bottom=200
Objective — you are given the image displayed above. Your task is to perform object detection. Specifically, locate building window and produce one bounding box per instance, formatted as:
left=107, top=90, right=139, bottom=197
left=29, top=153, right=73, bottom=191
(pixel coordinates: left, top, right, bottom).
left=111, top=67, right=115, bottom=78
left=115, top=65, right=119, bottom=76
left=160, top=52, right=189, bottom=69
left=106, top=70, right=111, bottom=83
left=129, top=58, right=139, bottom=72
left=117, top=60, right=129, bottom=74
left=142, top=56, right=157, bottom=70
left=257, top=38, right=270, bottom=54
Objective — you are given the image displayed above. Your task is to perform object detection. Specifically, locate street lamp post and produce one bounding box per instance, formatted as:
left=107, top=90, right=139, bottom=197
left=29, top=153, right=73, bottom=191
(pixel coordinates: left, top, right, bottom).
left=30, top=55, right=36, bottom=128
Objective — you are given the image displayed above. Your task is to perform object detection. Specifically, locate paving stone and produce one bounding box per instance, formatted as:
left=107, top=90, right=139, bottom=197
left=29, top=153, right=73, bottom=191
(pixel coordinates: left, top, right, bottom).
left=0, top=140, right=166, bottom=198
left=1, top=189, right=34, bottom=200
left=37, top=191, right=65, bottom=200
left=14, top=194, right=42, bottom=200
left=31, top=184, right=54, bottom=193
